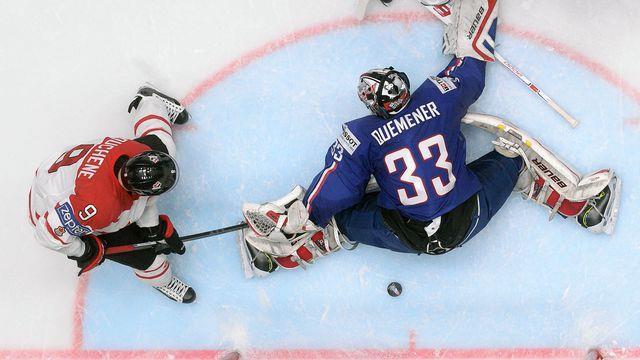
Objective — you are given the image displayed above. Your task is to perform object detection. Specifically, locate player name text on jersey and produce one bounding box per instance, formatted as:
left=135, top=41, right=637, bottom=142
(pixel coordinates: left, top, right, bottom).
left=77, top=137, right=127, bottom=179
left=371, top=102, right=441, bottom=146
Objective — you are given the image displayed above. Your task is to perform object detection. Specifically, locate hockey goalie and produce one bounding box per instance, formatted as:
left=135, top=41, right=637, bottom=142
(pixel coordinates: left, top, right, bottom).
left=237, top=0, right=621, bottom=276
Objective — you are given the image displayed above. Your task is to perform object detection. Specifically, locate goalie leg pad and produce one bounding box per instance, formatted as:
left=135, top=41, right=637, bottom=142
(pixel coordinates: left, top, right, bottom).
left=464, top=113, right=621, bottom=234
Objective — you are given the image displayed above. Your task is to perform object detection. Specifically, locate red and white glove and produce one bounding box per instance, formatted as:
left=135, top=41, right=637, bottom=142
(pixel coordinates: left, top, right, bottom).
left=442, top=0, right=498, bottom=62
left=157, top=215, right=185, bottom=255
left=138, top=215, right=186, bottom=255
left=68, top=234, right=106, bottom=276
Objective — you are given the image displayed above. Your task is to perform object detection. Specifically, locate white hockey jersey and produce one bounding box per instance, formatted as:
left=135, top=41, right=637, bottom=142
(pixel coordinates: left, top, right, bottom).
left=28, top=98, right=176, bottom=257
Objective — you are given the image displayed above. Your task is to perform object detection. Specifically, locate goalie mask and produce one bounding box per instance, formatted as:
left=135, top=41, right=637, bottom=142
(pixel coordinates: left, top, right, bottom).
left=357, top=67, right=410, bottom=119
left=120, top=150, right=179, bottom=196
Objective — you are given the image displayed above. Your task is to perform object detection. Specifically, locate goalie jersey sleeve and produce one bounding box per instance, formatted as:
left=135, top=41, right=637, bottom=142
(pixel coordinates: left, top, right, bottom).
left=305, top=57, right=486, bottom=227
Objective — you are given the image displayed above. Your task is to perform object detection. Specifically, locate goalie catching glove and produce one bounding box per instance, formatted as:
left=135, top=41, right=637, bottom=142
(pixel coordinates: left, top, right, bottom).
left=239, top=186, right=355, bottom=277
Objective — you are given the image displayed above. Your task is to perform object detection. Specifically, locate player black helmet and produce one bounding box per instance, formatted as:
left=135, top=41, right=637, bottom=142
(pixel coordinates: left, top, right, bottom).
left=357, top=67, right=410, bottom=119
left=120, top=151, right=179, bottom=196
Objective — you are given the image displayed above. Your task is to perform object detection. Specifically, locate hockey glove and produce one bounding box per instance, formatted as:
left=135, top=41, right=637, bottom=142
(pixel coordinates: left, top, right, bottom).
left=68, top=234, right=106, bottom=276
left=442, top=0, right=498, bottom=62
left=157, top=215, right=185, bottom=255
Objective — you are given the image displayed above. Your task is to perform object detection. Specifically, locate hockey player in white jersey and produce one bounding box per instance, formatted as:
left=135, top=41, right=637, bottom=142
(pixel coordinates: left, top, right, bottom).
left=28, top=86, right=196, bottom=303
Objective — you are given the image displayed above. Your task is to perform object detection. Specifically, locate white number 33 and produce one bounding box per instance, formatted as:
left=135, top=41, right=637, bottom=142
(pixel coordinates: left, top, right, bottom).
left=384, top=134, right=456, bottom=206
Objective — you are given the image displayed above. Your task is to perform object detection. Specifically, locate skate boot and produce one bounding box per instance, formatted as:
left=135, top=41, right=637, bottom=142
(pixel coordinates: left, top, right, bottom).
left=246, top=239, right=278, bottom=273
left=128, top=85, right=190, bottom=124
left=154, top=275, right=196, bottom=303
left=577, top=176, right=620, bottom=233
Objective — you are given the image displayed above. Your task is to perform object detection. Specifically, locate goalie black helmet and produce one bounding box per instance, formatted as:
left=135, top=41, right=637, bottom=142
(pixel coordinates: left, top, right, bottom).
left=120, top=151, right=179, bottom=196
left=357, top=67, right=410, bottom=119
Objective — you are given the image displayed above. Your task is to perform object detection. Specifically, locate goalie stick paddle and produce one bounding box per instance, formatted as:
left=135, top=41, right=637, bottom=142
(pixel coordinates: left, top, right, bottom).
left=105, top=222, right=249, bottom=255
left=424, top=3, right=579, bottom=128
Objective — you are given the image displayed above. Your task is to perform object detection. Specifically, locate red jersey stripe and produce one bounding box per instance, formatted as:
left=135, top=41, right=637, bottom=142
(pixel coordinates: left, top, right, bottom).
left=135, top=262, right=170, bottom=280
left=133, top=115, right=171, bottom=134
left=305, top=161, right=338, bottom=213
left=140, top=127, right=172, bottom=137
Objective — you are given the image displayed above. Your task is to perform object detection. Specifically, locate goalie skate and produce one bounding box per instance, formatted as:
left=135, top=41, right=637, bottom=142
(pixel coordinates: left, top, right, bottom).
left=577, top=175, right=621, bottom=235
left=237, top=228, right=276, bottom=278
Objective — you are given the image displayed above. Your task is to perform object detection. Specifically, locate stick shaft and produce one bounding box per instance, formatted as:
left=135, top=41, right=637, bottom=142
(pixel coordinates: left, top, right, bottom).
left=426, top=4, right=578, bottom=128
left=105, top=222, right=248, bottom=255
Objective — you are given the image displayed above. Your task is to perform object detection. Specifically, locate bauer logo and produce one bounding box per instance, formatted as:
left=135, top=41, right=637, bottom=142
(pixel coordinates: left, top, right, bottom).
left=55, top=202, right=91, bottom=237
left=337, top=125, right=360, bottom=155
left=531, top=158, right=567, bottom=188
left=429, top=76, right=457, bottom=94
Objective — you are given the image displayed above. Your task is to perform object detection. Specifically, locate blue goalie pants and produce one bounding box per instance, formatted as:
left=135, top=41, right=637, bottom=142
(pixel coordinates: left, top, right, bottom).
left=334, top=151, right=523, bottom=254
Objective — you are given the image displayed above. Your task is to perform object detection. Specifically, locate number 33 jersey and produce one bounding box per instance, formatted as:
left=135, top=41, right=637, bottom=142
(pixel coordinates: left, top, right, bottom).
left=28, top=137, right=155, bottom=257
left=304, top=57, right=487, bottom=227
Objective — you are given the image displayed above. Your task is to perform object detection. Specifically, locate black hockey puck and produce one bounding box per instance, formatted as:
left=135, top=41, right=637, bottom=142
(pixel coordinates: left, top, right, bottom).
left=387, top=282, right=402, bottom=297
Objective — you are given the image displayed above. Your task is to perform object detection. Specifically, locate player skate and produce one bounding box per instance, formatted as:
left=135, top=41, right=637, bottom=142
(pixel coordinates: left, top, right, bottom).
left=154, top=276, right=196, bottom=304
left=128, top=84, right=190, bottom=125
left=465, top=113, right=621, bottom=234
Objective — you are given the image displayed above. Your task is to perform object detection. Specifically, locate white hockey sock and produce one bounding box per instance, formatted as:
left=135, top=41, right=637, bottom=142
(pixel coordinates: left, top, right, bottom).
left=134, top=254, right=173, bottom=288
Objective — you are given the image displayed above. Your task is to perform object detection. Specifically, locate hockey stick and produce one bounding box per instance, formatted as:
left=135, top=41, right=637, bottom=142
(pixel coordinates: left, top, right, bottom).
left=424, top=3, right=579, bottom=128
left=105, top=222, right=248, bottom=255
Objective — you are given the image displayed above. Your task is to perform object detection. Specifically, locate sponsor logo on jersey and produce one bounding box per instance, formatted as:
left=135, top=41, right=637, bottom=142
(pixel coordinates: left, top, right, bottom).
left=337, top=125, right=360, bottom=156
left=532, top=158, right=567, bottom=188
left=429, top=76, right=457, bottom=94
left=55, top=202, right=91, bottom=237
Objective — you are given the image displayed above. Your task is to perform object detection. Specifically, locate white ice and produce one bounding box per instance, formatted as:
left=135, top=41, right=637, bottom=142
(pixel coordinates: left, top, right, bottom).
left=1, top=0, right=639, bottom=358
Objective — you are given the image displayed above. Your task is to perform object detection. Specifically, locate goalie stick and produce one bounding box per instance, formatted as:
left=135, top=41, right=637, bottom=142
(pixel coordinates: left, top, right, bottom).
left=424, top=3, right=580, bottom=128
left=105, top=222, right=248, bottom=255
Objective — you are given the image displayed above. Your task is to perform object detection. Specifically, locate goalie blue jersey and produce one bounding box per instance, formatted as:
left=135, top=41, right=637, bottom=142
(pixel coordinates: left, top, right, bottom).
left=304, top=57, right=486, bottom=227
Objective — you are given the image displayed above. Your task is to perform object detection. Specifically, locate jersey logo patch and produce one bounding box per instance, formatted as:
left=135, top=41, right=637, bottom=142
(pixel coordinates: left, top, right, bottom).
left=429, top=76, right=457, bottom=94
left=54, top=226, right=66, bottom=237
left=337, top=125, right=360, bottom=156
left=55, top=202, right=91, bottom=237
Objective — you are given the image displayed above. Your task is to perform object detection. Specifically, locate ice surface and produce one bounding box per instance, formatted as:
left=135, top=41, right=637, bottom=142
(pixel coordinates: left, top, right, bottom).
left=2, top=0, right=639, bottom=358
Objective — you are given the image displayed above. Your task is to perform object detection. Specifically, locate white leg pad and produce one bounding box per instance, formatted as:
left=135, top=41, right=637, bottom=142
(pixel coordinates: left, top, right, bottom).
left=134, top=254, right=172, bottom=287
